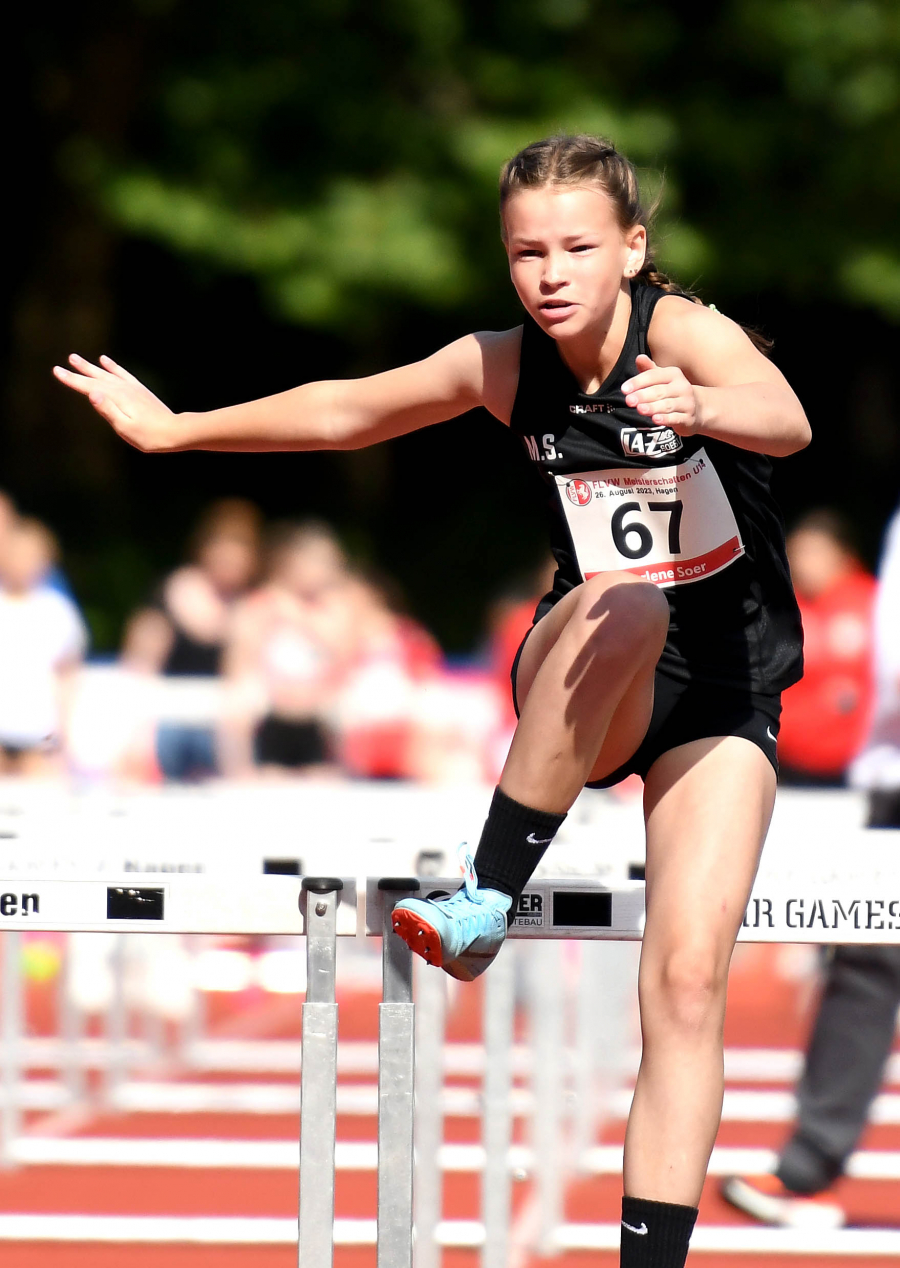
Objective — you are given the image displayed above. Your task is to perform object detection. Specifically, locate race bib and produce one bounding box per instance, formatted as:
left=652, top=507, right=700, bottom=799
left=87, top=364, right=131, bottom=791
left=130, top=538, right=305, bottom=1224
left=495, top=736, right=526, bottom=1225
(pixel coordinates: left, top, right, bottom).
left=555, top=447, right=744, bottom=587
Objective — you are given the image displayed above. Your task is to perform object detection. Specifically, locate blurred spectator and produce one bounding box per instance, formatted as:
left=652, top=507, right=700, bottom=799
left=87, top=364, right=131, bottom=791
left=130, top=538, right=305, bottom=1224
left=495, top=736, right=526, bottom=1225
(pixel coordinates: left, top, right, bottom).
left=221, top=520, right=352, bottom=778
left=124, top=499, right=261, bottom=780
left=0, top=490, right=16, bottom=560
left=406, top=664, right=507, bottom=784
left=334, top=571, right=442, bottom=779
left=778, top=510, right=876, bottom=785
left=390, top=566, right=558, bottom=787
left=0, top=518, right=87, bottom=776
left=723, top=500, right=900, bottom=1228
left=0, top=489, right=75, bottom=599
left=852, top=502, right=900, bottom=795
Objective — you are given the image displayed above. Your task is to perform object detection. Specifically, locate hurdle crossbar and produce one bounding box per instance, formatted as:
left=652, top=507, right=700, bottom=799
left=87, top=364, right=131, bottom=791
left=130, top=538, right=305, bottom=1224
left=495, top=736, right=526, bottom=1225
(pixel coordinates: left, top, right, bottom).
left=0, top=874, right=358, bottom=935
left=366, top=874, right=900, bottom=944
left=5, top=866, right=900, bottom=1268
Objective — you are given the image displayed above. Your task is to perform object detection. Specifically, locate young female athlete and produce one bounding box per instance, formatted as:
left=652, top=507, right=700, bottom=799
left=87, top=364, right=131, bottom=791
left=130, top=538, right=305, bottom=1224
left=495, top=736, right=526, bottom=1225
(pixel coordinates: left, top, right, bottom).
left=55, top=135, right=809, bottom=1268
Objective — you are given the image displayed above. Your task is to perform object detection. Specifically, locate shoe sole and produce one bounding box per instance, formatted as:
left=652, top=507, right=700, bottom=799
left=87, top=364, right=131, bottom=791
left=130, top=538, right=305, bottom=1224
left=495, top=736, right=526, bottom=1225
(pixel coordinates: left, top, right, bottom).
left=391, top=908, right=484, bottom=982
left=720, top=1177, right=845, bottom=1230
left=391, top=908, right=445, bottom=969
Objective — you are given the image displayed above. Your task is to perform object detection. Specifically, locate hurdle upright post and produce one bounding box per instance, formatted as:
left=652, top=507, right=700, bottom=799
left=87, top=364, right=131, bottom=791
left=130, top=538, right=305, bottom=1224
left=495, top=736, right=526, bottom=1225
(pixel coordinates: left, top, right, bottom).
left=103, top=933, right=128, bottom=1104
left=0, top=932, right=22, bottom=1169
left=481, top=940, right=516, bottom=1268
left=530, top=941, right=566, bottom=1256
left=299, top=877, right=343, bottom=1268
left=413, top=955, right=446, bottom=1268
left=59, top=935, right=87, bottom=1104
left=377, top=879, right=420, bottom=1268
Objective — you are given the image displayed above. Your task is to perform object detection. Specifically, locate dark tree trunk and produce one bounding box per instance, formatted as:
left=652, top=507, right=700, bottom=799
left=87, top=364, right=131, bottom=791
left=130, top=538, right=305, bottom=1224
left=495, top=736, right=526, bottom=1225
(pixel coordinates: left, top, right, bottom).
left=5, top=11, right=149, bottom=522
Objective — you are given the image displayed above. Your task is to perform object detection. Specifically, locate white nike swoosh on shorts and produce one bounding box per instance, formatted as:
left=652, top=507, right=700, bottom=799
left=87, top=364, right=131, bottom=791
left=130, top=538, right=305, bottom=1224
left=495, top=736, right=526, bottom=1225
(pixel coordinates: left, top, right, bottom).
left=766, top=726, right=777, bottom=743
left=621, top=1220, right=648, bottom=1235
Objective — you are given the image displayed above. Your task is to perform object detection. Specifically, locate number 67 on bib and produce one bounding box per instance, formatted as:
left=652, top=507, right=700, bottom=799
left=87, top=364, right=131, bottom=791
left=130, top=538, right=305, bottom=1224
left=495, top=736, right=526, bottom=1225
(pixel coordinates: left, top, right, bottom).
left=555, top=448, right=745, bottom=588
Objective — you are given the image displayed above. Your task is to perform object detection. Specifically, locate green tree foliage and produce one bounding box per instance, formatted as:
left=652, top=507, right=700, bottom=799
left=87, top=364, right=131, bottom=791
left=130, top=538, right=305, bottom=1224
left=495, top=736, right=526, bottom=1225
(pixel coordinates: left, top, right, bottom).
left=73, top=0, right=900, bottom=335
left=9, top=0, right=900, bottom=650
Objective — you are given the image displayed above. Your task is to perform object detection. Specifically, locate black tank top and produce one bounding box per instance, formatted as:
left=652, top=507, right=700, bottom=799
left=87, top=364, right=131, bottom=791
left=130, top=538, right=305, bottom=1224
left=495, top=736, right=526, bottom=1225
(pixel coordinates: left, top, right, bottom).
left=510, top=282, right=804, bottom=694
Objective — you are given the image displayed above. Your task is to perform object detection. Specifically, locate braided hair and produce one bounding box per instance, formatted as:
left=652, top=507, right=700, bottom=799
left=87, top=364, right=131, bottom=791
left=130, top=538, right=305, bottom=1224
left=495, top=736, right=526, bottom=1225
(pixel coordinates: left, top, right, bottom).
left=499, top=135, right=771, bottom=354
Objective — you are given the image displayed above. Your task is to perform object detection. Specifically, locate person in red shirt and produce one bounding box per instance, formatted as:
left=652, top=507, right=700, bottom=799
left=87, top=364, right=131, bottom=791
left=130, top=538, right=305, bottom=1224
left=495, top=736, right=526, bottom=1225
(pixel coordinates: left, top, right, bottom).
left=778, top=510, right=876, bottom=784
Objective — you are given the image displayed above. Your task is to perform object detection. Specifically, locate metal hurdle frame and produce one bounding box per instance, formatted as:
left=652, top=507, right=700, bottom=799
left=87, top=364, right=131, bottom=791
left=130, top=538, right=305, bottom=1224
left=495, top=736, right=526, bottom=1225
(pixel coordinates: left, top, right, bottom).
left=5, top=857, right=900, bottom=1262
left=298, top=878, right=342, bottom=1268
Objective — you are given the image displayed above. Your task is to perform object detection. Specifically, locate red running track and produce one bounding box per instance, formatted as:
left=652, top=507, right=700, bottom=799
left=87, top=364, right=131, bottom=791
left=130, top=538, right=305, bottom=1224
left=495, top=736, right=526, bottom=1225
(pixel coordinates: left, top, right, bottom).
left=0, top=943, right=898, bottom=1268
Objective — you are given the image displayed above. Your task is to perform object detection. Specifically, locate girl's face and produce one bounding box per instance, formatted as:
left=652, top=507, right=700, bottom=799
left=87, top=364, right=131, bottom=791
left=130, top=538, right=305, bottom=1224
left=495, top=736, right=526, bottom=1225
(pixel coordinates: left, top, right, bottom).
left=503, top=185, right=646, bottom=340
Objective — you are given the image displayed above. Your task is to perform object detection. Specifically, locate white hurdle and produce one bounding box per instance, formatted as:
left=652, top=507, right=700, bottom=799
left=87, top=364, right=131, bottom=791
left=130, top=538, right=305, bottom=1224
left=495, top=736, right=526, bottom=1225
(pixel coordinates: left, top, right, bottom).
left=3, top=842, right=900, bottom=1260
left=1, top=932, right=22, bottom=1168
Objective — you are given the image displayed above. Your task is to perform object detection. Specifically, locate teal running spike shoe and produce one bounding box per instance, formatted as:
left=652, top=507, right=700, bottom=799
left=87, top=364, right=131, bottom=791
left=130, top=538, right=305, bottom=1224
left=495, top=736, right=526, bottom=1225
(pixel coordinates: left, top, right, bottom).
left=391, top=854, right=512, bottom=981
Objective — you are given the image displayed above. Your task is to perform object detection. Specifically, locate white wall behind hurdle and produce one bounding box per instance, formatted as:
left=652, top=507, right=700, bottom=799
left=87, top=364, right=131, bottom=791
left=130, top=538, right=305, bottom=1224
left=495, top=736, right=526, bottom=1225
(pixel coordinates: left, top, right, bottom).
left=0, top=781, right=882, bottom=893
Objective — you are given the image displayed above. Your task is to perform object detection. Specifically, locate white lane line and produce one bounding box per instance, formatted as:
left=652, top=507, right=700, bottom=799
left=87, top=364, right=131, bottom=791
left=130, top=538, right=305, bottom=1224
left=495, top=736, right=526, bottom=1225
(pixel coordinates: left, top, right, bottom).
left=0, top=1215, right=899, bottom=1253
left=584, top=1145, right=900, bottom=1181
left=12, top=1137, right=301, bottom=1168
left=11, top=1137, right=493, bottom=1172
left=110, top=1080, right=528, bottom=1117
left=183, top=1040, right=529, bottom=1076
left=12, top=1136, right=900, bottom=1181
left=0, top=1082, right=70, bottom=1111
left=106, top=1079, right=900, bottom=1121
left=187, top=1042, right=900, bottom=1086
left=558, top=1223, right=900, bottom=1255
left=610, top=1087, right=900, bottom=1123
left=37, top=1035, right=880, bottom=1087
left=0, top=1214, right=299, bottom=1244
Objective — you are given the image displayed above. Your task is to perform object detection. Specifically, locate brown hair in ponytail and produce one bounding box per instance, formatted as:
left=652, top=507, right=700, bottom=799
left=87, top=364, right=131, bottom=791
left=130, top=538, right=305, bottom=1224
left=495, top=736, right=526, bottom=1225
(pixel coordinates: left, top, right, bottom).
left=499, top=135, right=772, bottom=354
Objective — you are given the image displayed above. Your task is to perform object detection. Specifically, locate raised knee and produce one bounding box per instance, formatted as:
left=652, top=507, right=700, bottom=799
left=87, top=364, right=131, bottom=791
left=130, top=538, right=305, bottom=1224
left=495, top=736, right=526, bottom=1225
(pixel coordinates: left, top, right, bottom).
left=572, top=574, right=669, bottom=644
left=641, top=947, right=727, bottom=1037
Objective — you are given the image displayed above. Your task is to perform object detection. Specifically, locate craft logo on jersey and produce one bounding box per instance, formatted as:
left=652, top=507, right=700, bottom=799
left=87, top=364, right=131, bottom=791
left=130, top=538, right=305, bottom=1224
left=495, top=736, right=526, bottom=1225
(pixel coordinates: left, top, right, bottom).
left=565, top=479, right=593, bottom=507
left=569, top=402, right=613, bottom=415
left=620, top=426, right=683, bottom=459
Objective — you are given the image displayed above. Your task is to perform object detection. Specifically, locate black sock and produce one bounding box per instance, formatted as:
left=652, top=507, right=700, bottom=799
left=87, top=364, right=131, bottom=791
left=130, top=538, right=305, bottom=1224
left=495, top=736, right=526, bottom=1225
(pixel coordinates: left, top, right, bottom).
left=620, top=1196, right=698, bottom=1268
left=471, top=787, right=566, bottom=910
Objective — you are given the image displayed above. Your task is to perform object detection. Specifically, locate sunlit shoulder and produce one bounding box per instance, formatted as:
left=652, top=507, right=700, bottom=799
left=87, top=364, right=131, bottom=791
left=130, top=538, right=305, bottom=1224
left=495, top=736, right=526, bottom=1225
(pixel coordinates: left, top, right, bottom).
left=648, top=293, right=782, bottom=386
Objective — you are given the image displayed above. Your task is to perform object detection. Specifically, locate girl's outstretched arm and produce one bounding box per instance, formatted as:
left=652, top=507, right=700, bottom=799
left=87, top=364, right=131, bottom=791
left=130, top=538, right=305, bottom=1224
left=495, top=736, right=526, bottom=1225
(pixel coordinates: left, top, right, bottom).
left=52, top=328, right=522, bottom=454
left=624, top=297, right=811, bottom=458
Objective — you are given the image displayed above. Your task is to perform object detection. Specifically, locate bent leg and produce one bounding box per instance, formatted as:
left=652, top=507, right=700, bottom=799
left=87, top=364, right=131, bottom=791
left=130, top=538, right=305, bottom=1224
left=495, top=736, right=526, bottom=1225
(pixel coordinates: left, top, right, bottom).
left=393, top=574, right=669, bottom=979
left=624, top=736, right=776, bottom=1205
left=502, top=573, right=669, bottom=812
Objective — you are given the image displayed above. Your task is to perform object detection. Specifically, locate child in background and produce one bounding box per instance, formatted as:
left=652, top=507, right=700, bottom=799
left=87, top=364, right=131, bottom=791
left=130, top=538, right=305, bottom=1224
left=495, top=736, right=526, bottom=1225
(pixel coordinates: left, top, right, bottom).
left=0, top=518, right=87, bottom=776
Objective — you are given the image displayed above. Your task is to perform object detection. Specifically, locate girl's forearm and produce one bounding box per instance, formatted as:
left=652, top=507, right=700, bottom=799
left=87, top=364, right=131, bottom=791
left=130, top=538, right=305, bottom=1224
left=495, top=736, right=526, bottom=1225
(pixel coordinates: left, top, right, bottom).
left=693, top=383, right=811, bottom=458
left=165, top=381, right=347, bottom=453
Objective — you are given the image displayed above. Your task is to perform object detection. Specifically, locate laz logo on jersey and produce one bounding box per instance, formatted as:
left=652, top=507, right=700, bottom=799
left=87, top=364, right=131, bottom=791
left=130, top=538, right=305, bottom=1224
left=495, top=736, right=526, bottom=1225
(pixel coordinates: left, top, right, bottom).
left=620, top=426, right=683, bottom=459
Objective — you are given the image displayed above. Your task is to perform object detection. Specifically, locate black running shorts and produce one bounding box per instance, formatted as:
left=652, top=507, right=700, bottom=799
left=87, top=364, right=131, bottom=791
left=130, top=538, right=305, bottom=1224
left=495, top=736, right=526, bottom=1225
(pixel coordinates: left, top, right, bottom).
left=510, top=630, right=781, bottom=788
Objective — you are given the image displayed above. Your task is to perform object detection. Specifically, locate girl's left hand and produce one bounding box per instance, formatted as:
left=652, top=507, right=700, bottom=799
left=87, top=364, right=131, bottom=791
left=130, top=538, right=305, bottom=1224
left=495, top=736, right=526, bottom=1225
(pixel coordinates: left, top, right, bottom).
left=621, top=354, right=700, bottom=434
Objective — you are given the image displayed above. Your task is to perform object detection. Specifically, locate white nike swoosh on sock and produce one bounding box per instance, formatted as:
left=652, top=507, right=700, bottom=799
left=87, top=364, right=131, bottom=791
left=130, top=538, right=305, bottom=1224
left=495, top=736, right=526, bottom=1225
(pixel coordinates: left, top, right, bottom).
left=621, top=1220, right=648, bottom=1236
left=526, top=833, right=553, bottom=845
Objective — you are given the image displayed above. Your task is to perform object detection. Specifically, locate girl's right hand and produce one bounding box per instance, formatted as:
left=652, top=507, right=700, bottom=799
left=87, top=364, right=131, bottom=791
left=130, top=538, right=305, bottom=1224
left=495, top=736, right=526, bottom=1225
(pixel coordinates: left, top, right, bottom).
left=52, top=354, right=175, bottom=452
